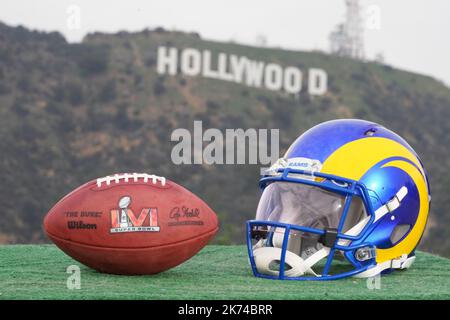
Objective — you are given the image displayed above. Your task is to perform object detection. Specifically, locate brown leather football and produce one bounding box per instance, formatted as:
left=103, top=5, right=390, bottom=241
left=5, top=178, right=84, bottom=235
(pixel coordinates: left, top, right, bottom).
left=43, top=173, right=219, bottom=275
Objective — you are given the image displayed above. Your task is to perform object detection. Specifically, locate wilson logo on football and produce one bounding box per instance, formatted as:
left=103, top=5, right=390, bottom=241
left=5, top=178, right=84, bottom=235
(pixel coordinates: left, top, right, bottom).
left=110, top=196, right=160, bottom=233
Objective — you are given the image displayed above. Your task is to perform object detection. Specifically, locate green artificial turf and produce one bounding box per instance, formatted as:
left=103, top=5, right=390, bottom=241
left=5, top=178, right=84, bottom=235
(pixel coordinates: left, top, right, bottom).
left=0, top=245, right=449, bottom=300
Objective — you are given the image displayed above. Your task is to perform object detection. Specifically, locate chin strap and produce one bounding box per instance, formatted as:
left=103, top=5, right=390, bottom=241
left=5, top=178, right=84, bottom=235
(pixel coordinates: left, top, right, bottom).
left=253, top=246, right=329, bottom=278
left=253, top=230, right=329, bottom=278
left=353, top=254, right=416, bottom=278
left=252, top=186, right=410, bottom=278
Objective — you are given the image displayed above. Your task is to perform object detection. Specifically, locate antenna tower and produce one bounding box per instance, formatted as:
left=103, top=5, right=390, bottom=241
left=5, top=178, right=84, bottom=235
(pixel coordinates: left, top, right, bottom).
left=329, top=0, right=365, bottom=60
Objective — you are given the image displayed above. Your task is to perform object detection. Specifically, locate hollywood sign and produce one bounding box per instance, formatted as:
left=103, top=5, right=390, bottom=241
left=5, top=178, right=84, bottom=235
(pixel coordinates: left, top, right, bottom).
left=157, top=46, right=328, bottom=95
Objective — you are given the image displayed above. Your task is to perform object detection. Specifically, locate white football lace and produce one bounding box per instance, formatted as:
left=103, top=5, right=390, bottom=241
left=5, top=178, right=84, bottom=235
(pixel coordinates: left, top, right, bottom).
left=96, top=173, right=166, bottom=187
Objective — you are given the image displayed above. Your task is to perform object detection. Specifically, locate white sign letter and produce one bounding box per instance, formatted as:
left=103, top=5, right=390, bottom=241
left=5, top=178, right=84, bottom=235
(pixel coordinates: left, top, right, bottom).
left=284, top=67, right=302, bottom=94
left=245, top=60, right=265, bottom=88
left=308, top=68, right=328, bottom=95
left=157, top=47, right=178, bottom=75
left=181, top=48, right=201, bottom=76
left=230, top=55, right=248, bottom=83
left=202, top=50, right=218, bottom=79
left=264, top=63, right=283, bottom=91
left=218, top=53, right=234, bottom=81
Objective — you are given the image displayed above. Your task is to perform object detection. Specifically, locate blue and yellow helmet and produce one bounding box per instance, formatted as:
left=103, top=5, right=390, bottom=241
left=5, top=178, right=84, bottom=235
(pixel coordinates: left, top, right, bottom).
left=247, top=119, right=431, bottom=280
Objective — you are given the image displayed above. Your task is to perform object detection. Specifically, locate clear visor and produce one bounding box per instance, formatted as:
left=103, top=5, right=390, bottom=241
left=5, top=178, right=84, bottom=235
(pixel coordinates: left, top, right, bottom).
left=256, top=182, right=366, bottom=231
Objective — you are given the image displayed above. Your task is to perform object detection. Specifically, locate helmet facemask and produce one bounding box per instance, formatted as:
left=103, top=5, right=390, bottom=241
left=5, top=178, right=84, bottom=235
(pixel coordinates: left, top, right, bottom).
left=247, top=170, right=377, bottom=280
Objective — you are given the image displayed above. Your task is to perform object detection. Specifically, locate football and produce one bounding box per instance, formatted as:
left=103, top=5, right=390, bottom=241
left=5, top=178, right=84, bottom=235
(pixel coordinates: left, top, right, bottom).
left=43, top=173, right=219, bottom=275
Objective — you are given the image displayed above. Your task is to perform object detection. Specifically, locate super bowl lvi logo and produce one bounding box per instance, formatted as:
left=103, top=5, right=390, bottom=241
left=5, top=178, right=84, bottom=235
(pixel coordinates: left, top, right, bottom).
left=110, top=196, right=160, bottom=233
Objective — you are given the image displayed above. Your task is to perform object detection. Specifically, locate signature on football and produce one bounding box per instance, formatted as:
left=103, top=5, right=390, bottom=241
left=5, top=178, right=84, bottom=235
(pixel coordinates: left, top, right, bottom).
left=169, top=206, right=200, bottom=221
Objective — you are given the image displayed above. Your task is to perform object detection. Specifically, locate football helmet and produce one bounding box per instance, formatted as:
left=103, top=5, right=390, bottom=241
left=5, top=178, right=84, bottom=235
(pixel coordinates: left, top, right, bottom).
left=247, top=119, right=430, bottom=280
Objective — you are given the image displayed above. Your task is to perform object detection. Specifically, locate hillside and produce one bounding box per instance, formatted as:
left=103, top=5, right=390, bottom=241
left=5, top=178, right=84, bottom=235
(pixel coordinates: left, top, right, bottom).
left=0, top=245, right=449, bottom=299
left=0, top=22, right=449, bottom=256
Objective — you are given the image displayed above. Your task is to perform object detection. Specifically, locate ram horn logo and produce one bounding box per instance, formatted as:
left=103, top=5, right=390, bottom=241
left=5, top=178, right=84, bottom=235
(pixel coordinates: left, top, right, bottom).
left=110, top=196, right=160, bottom=233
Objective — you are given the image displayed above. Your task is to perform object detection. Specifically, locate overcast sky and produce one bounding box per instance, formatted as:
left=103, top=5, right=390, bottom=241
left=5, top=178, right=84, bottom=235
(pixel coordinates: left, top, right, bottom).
left=1, top=0, right=449, bottom=85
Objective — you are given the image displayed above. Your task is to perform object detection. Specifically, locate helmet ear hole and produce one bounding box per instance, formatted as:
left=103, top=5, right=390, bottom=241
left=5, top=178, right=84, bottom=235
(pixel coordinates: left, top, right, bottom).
left=390, top=224, right=411, bottom=245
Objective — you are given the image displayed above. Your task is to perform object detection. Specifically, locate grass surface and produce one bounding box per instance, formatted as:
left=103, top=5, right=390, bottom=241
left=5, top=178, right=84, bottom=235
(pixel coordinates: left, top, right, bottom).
left=0, top=245, right=449, bottom=300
